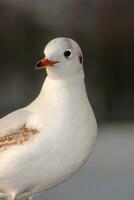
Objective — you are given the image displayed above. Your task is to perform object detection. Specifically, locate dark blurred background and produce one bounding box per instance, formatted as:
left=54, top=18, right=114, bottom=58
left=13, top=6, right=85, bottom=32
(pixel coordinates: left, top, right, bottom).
left=0, top=1, right=134, bottom=200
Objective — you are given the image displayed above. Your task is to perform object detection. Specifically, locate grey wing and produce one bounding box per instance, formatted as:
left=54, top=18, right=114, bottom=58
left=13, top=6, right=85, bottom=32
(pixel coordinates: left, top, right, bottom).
left=0, top=109, right=33, bottom=137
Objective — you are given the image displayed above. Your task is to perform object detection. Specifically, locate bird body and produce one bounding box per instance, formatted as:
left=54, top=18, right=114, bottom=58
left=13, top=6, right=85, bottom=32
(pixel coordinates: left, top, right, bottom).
left=0, top=38, right=97, bottom=200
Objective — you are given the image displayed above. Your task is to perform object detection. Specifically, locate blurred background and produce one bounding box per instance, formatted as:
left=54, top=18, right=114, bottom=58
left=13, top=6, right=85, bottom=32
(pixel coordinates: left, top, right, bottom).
left=0, top=0, right=134, bottom=199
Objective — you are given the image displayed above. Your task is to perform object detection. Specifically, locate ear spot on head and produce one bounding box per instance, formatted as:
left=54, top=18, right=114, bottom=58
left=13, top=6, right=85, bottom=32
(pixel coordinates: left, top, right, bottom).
left=79, top=55, right=83, bottom=64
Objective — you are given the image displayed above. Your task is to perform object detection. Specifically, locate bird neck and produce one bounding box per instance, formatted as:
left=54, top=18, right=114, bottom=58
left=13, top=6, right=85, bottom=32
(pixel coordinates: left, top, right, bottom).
left=35, top=70, right=87, bottom=115
left=27, top=70, right=87, bottom=113
left=41, top=70, right=85, bottom=93
left=46, top=64, right=85, bottom=80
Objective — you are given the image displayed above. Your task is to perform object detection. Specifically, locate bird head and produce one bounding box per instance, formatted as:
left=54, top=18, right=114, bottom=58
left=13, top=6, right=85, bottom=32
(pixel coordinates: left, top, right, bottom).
left=35, top=37, right=83, bottom=79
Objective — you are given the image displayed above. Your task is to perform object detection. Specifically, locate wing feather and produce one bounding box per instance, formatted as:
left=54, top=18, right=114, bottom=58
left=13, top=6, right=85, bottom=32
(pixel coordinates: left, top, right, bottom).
left=0, top=109, right=32, bottom=137
left=0, top=125, right=38, bottom=151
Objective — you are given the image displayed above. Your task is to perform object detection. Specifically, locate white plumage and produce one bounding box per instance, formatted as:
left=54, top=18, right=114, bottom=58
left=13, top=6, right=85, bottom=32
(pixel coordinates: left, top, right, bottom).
left=0, top=38, right=97, bottom=200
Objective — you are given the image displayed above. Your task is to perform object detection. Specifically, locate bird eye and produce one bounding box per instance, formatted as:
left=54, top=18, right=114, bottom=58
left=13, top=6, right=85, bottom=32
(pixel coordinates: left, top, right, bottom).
left=64, top=49, right=72, bottom=58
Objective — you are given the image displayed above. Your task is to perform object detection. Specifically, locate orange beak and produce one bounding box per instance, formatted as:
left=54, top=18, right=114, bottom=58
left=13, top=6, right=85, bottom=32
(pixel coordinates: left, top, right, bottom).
left=35, top=58, right=59, bottom=69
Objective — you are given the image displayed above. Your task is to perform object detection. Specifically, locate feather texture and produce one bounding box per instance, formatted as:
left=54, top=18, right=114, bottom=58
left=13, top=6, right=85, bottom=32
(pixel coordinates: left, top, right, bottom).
left=0, top=125, right=38, bottom=151
left=0, top=110, right=33, bottom=137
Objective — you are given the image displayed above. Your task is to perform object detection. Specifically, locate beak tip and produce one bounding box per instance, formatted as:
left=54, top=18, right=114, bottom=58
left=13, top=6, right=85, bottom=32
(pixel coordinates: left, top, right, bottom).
left=35, top=60, right=44, bottom=69
left=35, top=58, right=58, bottom=69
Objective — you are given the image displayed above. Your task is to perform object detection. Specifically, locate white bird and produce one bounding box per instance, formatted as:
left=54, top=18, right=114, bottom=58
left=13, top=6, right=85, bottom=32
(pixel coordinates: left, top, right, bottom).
left=0, top=38, right=97, bottom=200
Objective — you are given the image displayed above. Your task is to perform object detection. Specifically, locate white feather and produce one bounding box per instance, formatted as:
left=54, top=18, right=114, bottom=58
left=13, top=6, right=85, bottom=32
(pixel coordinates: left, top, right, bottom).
left=0, top=109, right=32, bottom=137
left=0, top=38, right=97, bottom=199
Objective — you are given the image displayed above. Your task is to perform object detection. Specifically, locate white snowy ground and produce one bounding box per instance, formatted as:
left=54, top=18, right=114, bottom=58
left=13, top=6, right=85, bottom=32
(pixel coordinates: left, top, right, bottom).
left=38, top=122, right=134, bottom=200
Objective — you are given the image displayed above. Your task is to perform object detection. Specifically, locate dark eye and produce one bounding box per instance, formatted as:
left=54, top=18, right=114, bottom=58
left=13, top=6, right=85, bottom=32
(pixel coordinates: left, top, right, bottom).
left=64, top=49, right=72, bottom=58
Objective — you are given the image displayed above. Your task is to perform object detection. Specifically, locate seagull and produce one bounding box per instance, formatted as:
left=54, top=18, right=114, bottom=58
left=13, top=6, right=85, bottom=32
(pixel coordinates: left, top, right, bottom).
left=0, top=37, right=97, bottom=200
